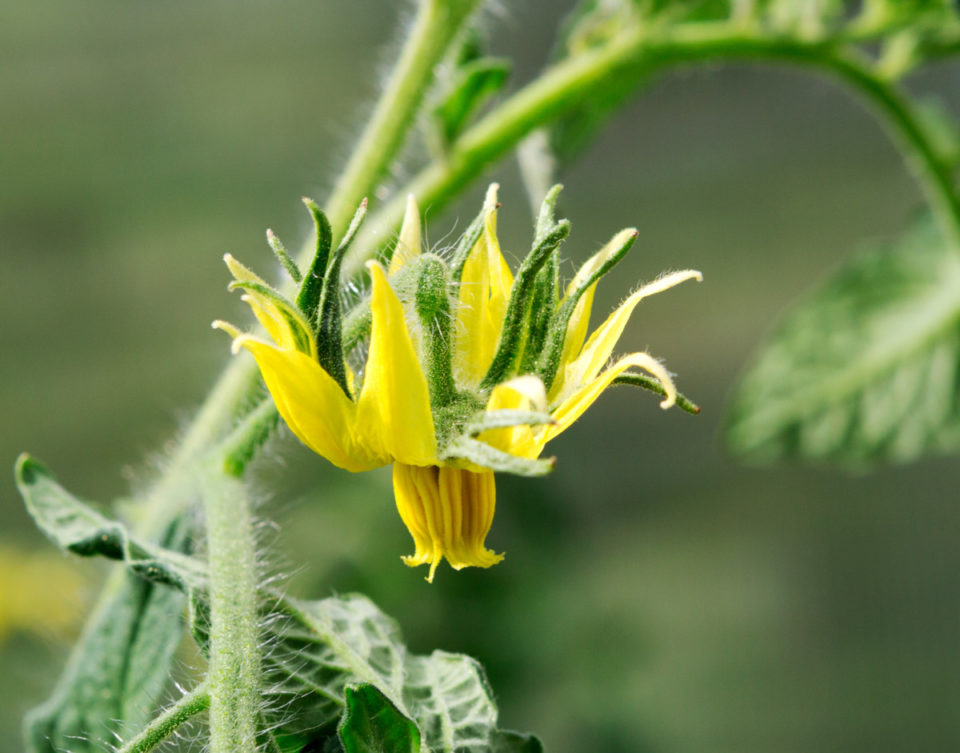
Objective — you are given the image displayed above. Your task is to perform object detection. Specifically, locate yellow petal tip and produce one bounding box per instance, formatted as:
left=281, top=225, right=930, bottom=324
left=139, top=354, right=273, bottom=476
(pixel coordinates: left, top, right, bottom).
left=212, top=320, right=242, bottom=338
left=484, top=183, right=500, bottom=211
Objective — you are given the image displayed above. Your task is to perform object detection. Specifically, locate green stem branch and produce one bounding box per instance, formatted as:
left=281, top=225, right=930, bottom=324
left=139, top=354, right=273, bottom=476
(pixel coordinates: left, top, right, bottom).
left=117, top=685, right=210, bottom=753
left=346, top=23, right=960, bottom=276
left=323, top=0, right=482, bottom=237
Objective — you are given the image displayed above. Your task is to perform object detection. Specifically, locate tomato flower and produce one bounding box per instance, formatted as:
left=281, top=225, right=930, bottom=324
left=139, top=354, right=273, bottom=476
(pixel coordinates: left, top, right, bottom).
left=215, top=185, right=700, bottom=581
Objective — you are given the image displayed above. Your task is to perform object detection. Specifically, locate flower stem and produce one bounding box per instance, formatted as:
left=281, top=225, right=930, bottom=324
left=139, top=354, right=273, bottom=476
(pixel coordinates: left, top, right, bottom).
left=203, top=473, right=260, bottom=753
left=117, top=685, right=210, bottom=753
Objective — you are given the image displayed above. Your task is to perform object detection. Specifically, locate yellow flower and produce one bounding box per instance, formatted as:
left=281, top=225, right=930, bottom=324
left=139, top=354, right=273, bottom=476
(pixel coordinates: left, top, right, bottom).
left=216, top=185, right=700, bottom=581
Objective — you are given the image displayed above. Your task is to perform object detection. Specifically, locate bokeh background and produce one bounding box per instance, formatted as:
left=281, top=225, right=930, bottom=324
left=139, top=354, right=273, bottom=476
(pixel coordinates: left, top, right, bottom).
left=3, top=1, right=960, bottom=751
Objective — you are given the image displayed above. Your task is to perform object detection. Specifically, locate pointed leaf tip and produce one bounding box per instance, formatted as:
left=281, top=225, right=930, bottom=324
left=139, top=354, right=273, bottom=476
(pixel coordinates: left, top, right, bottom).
left=14, top=452, right=41, bottom=486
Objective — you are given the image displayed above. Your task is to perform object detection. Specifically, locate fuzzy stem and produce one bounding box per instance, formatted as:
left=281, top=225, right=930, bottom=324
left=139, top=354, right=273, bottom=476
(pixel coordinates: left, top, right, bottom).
left=345, top=23, right=960, bottom=277
left=323, top=0, right=482, bottom=236
left=203, top=474, right=260, bottom=753
left=116, top=685, right=210, bottom=753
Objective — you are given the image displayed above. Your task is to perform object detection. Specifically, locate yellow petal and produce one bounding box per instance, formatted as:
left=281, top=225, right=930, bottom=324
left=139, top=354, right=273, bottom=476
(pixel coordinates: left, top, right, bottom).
left=388, top=193, right=421, bottom=275
left=231, top=335, right=380, bottom=472
left=555, top=269, right=702, bottom=403
left=539, top=352, right=678, bottom=448
left=393, top=463, right=503, bottom=583
left=356, top=262, right=437, bottom=465
left=454, top=187, right=513, bottom=387
left=480, top=375, right=548, bottom=459
left=550, top=229, right=638, bottom=401
left=224, top=254, right=316, bottom=357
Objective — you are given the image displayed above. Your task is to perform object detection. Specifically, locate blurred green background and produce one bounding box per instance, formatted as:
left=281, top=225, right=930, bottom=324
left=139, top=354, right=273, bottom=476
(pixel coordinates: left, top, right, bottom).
left=3, top=1, right=960, bottom=751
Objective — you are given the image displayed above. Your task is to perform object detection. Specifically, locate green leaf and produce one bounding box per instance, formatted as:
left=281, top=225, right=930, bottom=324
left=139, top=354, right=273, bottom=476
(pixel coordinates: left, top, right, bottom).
left=265, top=597, right=509, bottom=752
left=490, top=731, right=544, bottom=753
left=16, top=455, right=194, bottom=753
left=17, top=460, right=540, bottom=753
left=725, top=216, right=960, bottom=465
left=339, top=685, right=421, bottom=753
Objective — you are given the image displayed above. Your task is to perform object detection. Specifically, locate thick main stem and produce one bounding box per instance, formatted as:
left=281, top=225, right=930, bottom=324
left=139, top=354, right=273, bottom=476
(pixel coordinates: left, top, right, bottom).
left=203, top=474, right=260, bottom=753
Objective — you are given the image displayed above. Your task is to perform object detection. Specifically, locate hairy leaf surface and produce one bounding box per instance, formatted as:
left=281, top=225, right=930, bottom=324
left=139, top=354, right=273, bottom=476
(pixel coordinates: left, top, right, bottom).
left=16, top=455, right=193, bottom=753
left=725, top=217, right=960, bottom=464
left=339, top=685, right=421, bottom=753
left=18, top=456, right=539, bottom=753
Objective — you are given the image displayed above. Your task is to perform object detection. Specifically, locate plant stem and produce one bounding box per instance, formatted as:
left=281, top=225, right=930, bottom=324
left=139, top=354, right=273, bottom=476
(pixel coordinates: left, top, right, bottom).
left=203, top=474, right=260, bottom=753
left=816, top=50, right=960, bottom=250
left=323, top=0, right=482, bottom=238
left=345, top=23, right=960, bottom=276
left=117, top=685, right=210, bottom=753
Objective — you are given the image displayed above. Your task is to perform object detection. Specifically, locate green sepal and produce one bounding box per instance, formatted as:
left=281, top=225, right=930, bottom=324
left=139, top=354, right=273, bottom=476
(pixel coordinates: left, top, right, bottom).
left=338, top=685, right=421, bottom=753
left=442, top=437, right=555, bottom=476
left=339, top=244, right=422, bottom=358
left=316, top=228, right=354, bottom=398
left=465, top=409, right=556, bottom=435
left=537, top=228, right=637, bottom=391
left=516, top=185, right=564, bottom=373
left=534, top=184, right=564, bottom=246
left=338, top=198, right=369, bottom=255
left=228, top=280, right=315, bottom=356
left=267, top=229, right=302, bottom=283
left=433, top=56, right=511, bottom=146
left=612, top=372, right=701, bottom=415
left=296, top=197, right=333, bottom=321
left=342, top=300, right=372, bottom=354
left=413, top=255, right=457, bottom=409
left=481, top=219, right=571, bottom=389
left=518, top=252, right=560, bottom=374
